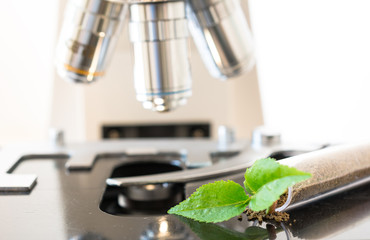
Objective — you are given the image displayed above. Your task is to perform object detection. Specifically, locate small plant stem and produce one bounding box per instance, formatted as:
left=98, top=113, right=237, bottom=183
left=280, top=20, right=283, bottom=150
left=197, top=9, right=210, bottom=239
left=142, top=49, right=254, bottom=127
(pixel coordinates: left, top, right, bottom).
left=268, top=201, right=277, bottom=214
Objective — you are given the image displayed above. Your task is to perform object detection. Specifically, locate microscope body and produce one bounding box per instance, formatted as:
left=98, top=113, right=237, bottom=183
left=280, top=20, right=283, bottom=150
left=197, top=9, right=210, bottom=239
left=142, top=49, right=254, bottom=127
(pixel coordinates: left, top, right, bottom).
left=56, top=0, right=254, bottom=112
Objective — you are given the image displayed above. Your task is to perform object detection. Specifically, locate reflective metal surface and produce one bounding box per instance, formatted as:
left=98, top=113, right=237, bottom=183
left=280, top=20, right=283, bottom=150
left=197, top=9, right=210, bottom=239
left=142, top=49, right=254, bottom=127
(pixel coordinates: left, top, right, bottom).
left=217, top=125, right=235, bottom=151
left=252, top=126, right=282, bottom=147
left=49, top=128, right=66, bottom=147
left=56, top=0, right=127, bottom=83
left=129, top=0, right=192, bottom=112
left=0, top=139, right=370, bottom=239
left=186, top=0, right=255, bottom=79
left=108, top=141, right=347, bottom=187
left=55, top=0, right=255, bottom=112
left=0, top=139, right=322, bottom=192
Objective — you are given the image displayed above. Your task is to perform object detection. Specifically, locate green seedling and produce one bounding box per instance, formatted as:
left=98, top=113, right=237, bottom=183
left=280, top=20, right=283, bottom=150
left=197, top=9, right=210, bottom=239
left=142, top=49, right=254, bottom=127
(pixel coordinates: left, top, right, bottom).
left=168, top=158, right=311, bottom=223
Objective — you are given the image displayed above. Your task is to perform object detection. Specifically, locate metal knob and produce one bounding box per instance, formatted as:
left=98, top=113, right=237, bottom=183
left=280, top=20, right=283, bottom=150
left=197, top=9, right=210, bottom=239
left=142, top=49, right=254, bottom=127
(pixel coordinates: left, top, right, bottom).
left=218, top=125, right=235, bottom=150
left=252, top=126, right=281, bottom=147
left=49, top=128, right=65, bottom=146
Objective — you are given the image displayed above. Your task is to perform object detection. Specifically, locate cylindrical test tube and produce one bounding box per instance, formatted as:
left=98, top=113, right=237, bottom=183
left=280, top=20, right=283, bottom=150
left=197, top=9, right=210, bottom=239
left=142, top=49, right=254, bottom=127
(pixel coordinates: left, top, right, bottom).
left=276, top=142, right=370, bottom=211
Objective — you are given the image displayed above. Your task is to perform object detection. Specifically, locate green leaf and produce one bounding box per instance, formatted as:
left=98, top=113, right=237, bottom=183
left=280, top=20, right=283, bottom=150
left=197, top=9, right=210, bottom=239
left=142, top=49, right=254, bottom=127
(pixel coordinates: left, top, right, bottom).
left=168, top=157, right=312, bottom=223
left=244, top=158, right=311, bottom=211
left=168, top=180, right=250, bottom=223
left=177, top=215, right=271, bottom=240
left=249, top=175, right=310, bottom=211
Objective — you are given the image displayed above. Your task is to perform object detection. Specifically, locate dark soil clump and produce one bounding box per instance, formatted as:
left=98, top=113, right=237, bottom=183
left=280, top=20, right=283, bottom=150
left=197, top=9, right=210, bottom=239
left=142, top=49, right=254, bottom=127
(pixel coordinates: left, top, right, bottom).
left=244, top=208, right=290, bottom=223
left=244, top=191, right=290, bottom=223
left=277, top=192, right=288, bottom=208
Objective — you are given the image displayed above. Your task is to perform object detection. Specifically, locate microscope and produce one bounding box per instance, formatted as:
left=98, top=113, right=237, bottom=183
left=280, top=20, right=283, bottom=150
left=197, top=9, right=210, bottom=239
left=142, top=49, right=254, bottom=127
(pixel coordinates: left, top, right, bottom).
left=55, top=0, right=255, bottom=112
left=1, top=1, right=370, bottom=239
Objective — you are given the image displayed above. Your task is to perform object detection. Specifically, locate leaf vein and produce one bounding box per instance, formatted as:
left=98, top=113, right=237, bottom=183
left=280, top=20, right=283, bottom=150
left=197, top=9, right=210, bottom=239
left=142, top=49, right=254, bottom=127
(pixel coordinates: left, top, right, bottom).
left=174, top=200, right=249, bottom=213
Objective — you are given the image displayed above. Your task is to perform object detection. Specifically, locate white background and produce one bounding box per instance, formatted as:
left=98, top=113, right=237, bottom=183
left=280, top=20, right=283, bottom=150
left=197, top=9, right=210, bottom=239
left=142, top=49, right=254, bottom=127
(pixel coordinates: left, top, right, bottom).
left=0, top=0, right=59, bottom=144
left=249, top=0, right=370, bottom=143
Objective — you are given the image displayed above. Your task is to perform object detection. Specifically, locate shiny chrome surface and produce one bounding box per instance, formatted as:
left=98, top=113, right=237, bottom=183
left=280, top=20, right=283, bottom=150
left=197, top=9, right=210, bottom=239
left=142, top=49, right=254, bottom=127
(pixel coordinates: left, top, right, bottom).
left=140, top=217, right=191, bottom=240
left=187, top=0, right=255, bottom=79
left=56, top=0, right=256, bottom=112
left=107, top=149, right=257, bottom=186
left=251, top=126, right=282, bottom=147
left=1, top=139, right=370, bottom=239
left=129, top=1, right=192, bottom=112
left=0, top=146, right=69, bottom=192
left=119, top=183, right=176, bottom=202
left=107, top=141, right=370, bottom=214
left=106, top=141, right=326, bottom=187
left=49, top=128, right=65, bottom=146
left=217, top=125, right=235, bottom=151
left=56, top=0, right=127, bottom=83
left=126, top=0, right=175, bottom=2
left=0, top=138, right=326, bottom=193
left=0, top=139, right=236, bottom=192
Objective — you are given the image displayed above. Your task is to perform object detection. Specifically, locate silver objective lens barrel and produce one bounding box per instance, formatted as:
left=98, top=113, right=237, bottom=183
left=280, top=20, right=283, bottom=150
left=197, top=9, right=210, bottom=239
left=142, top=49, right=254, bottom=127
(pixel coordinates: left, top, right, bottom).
left=56, top=0, right=127, bottom=83
left=55, top=0, right=255, bottom=112
left=129, top=0, right=192, bottom=112
left=187, top=0, right=255, bottom=79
